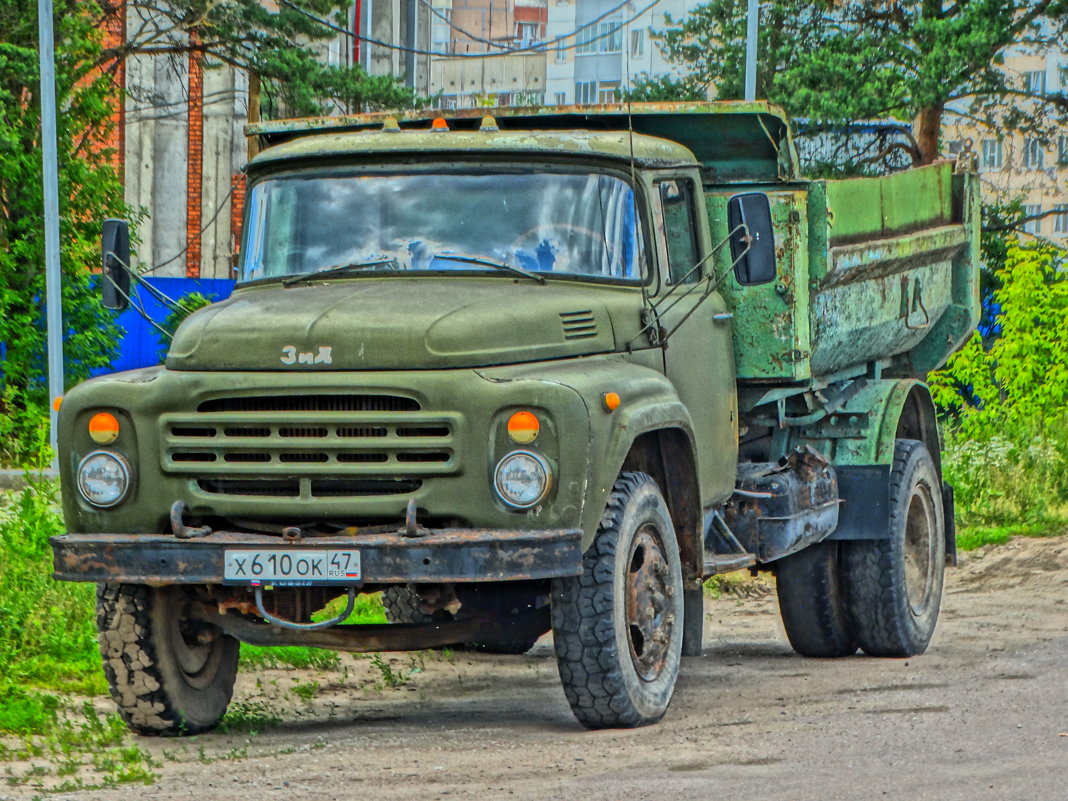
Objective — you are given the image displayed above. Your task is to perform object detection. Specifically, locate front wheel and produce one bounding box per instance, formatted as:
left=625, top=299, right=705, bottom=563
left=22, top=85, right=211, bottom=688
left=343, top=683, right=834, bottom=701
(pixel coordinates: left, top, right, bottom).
left=97, top=584, right=238, bottom=735
left=551, top=472, right=684, bottom=729
left=843, top=439, right=946, bottom=657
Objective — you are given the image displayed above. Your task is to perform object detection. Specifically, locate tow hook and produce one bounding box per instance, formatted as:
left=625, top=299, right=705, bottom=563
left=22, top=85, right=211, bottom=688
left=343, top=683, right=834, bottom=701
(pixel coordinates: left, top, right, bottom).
left=170, top=500, right=212, bottom=539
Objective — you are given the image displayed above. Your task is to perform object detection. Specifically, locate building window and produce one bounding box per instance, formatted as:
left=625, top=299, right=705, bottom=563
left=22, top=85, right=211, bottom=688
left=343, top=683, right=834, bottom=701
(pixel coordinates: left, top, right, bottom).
left=1059, top=135, right=1068, bottom=166
left=554, top=91, right=566, bottom=105
left=576, top=20, right=623, bottom=55
left=1024, top=70, right=1046, bottom=95
left=1054, top=206, right=1068, bottom=234
left=516, top=22, right=539, bottom=41
left=575, top=81, right=597, bottom=104
left=598, top=81, right=620, bottom=103
left=631, top=29, right=644, bottom=57
left=575, top=26, right=598, bottom=54
left=1022, top=204, right=1043, bottom=234
left=599, top=21, right=623, bottom=53
left=555, top=45, right=567, bottom=63
left=1023, top=138, right=1045, bottom=170
left=981, top=139, right=1002, bottom=170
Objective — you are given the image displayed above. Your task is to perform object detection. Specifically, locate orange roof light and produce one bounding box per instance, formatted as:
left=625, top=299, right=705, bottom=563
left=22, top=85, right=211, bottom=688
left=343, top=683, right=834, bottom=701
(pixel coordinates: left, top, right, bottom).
left=88, top=412, right=120, bottom=444
left=507, top=411, right=540, bottom=444
left=52, top=396, right=63, bottom=412
left=602, top=392, right=621, bottom=412
left=431, top=117, right=450, bottom=131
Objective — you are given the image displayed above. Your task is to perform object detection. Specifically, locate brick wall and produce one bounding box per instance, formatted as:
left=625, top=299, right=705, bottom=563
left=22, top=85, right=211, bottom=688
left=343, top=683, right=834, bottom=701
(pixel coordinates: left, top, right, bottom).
left=89, top=1, right=126, bottom=177
left=185, top=47, right=204, bottom=278
left=230, top=172, right=247, bottom=269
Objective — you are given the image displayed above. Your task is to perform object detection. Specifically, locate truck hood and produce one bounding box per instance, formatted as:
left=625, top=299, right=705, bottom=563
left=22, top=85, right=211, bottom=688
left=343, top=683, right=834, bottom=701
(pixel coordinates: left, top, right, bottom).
left=166, top=279, right=624, bottom=371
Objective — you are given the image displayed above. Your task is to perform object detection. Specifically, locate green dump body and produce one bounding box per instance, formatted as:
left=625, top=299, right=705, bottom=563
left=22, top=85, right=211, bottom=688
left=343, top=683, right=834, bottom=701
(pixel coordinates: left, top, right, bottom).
left=711, top=161, right=980, bottom=384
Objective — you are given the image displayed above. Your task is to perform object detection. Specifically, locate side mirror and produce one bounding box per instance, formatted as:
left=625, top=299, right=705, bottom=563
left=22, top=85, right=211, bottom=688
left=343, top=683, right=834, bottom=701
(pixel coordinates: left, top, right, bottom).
left=101, top=219, right=131, bottom=311
left=727, top=193, right=777, bottom=285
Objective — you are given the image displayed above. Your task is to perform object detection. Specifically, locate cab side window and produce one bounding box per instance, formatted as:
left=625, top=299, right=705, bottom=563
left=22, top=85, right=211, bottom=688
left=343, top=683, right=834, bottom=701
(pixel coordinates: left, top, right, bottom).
left=655, top=179, right=701, bottom=285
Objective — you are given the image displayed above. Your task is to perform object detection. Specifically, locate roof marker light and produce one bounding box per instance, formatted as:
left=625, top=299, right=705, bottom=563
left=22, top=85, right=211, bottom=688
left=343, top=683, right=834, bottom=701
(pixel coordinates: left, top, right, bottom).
left=431, top=117, right=450, bottom=132
left=480, top=115, right=499, bottom=132
left=382, top=117, right=401, bottom=132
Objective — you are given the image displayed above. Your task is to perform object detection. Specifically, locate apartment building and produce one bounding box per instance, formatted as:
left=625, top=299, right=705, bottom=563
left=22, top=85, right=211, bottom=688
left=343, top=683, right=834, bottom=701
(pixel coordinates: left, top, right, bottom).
left=545, top=0, right=695, bottom=106
left=425, top=0, right=698, bottom=108
left=945, top=43, right=1068, bottom=244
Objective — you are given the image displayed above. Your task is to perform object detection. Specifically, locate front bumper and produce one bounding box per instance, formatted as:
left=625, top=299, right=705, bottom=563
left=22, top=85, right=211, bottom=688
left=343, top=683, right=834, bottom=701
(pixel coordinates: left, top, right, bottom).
left=50, top=527, right=583, bottom=586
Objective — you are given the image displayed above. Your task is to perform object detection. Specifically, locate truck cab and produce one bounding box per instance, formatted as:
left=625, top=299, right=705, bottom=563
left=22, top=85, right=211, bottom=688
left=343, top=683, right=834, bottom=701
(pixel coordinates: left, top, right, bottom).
left=53, top=102, right=980, bottom=735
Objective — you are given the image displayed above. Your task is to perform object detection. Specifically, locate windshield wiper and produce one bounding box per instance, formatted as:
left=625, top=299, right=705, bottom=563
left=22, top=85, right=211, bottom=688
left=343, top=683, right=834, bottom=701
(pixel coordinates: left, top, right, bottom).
left=431, top=253, right=546, bottom=284
left=282, top=257, right=399, bottom=287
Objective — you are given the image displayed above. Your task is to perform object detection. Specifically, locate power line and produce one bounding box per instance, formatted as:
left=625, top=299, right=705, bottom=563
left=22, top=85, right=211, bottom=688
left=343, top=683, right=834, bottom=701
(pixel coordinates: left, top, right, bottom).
left=278, top=0, right=663, bottom=60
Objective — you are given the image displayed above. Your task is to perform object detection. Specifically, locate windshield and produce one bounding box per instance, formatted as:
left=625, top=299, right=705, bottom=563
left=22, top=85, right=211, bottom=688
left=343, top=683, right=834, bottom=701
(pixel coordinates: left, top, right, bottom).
left=240, top=170, right=644, bottom=283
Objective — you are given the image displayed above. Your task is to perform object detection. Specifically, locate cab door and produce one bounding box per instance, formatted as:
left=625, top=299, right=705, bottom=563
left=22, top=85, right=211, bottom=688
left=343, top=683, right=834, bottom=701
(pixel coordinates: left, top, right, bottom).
left=652, top=175, right=738, bottom=505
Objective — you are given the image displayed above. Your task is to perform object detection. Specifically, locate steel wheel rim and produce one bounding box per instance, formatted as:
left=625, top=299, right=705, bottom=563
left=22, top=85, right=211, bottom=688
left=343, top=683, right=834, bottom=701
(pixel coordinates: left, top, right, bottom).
left=903, top=483, right=938, bottom=616
left=624, top=524, right=675, bottom=682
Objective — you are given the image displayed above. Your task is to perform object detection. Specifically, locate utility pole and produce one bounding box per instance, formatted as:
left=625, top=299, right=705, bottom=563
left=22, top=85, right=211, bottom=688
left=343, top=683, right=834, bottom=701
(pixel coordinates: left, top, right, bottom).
left=37, top=0, right=63, bottom=465
left=744, top=0, right=759, bottom=101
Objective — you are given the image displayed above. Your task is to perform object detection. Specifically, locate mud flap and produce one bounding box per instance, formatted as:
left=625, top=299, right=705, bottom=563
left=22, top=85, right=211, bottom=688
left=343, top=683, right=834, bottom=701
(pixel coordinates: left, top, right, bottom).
left=826, top=464, right=892, bottom=541
left=681, top=585, right=704, bottom=657
left=943, top=481, right=957, bottom=567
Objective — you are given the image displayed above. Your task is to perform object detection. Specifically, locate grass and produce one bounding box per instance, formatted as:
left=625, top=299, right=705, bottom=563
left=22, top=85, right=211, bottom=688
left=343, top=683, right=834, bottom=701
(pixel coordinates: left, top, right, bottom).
left=0, top=481, right=106, bottom=733
left=956, top=520, right=1068, bottom=552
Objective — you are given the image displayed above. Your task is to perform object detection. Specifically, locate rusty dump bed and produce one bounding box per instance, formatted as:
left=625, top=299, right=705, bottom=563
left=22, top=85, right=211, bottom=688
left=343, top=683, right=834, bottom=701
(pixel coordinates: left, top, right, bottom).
left=711, top=159, right=981, bottom=383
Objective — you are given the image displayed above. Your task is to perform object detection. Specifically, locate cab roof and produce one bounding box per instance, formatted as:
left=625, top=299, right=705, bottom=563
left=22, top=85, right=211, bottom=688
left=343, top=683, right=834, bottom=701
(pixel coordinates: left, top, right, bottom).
left=247, top=101, right=799, bottom=183
left=248, top=128, right=700, bottom=172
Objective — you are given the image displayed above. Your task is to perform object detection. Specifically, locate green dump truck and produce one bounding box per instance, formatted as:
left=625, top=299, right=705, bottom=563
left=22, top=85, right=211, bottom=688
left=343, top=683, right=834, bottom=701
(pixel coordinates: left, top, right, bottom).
left=52, top=102, right=980, bottom=734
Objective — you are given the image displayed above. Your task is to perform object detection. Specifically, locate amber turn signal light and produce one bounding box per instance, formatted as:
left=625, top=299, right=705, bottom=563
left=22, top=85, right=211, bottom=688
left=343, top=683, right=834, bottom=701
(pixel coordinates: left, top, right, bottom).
left=506, top=411, right=540, bottom=444
left=602, top=392, right=621, bottom=412
left=88, top=412, right=120, bottom=444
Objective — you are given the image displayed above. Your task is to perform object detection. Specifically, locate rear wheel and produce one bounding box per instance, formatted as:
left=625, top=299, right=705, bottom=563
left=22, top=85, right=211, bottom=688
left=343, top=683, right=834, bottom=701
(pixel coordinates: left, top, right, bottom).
left=843, top=439, right=945, bottom=657
left=776, top=541, right=858, bottom=657
left=551, top=472, right=684, bottom=728
left=97, top=584, right=238, bottom=735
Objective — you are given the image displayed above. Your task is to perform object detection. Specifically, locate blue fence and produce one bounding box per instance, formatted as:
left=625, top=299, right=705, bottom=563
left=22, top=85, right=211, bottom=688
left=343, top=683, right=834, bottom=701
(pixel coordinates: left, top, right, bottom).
left=93, top=277, right=234, bottom=375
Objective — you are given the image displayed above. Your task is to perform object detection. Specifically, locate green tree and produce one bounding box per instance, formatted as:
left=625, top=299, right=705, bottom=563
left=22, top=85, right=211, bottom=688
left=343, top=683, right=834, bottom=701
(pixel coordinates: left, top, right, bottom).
left=637, top=1, right=1068, bottom=166
left=1, top=0, right=127, bottom=466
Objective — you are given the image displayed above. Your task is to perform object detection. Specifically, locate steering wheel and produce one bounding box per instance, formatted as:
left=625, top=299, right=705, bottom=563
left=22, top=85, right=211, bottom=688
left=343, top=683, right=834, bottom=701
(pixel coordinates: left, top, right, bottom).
left=510, top=224, right=610, bottom=260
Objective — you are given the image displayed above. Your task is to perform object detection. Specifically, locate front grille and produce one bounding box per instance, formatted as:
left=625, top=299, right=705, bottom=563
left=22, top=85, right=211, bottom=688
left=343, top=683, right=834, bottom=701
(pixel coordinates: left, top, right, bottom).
left=198, top=394, right=419, bottom=413
left=197, top=478, right=422, bottom=498
left=163, top=393, right=457, bottom=499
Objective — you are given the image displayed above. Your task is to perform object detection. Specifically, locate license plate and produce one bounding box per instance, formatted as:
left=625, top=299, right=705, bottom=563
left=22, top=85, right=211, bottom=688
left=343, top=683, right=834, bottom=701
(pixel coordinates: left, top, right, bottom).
left=224, top=550, right=361, bottom=584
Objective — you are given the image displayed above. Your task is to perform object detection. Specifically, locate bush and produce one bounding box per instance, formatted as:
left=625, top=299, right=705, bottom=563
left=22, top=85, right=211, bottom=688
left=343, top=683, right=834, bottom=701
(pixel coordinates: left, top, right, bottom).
left=931, top=240, right=1068, bottom=528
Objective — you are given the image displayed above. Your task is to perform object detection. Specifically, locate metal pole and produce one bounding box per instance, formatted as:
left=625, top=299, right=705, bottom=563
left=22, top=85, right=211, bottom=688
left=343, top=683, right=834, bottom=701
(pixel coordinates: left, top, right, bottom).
left=744, top=0, right=758, bottom=101
left=38, top=0, right=64, bottom=465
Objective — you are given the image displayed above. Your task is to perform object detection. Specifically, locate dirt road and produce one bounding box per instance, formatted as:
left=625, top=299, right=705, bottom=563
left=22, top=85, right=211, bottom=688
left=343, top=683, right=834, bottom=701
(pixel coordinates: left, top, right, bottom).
left=48, top=536, right=1068, bottom=800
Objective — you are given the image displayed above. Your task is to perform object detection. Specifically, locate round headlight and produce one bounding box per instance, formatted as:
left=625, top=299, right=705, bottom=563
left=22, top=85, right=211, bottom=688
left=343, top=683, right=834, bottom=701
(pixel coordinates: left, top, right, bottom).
left=493, top=450, right=551, bottom=509
left=77, top=451, right=131, bottom=508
